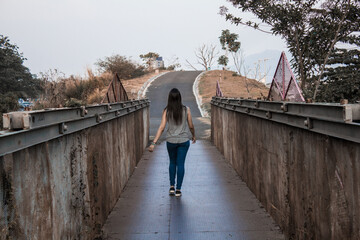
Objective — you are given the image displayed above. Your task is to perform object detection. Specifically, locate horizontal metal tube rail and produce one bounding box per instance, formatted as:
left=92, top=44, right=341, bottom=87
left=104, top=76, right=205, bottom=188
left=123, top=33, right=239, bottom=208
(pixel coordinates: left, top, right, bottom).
left=211, top=97, right=360, bottom=144
left=0, top=99, right=150, bottom=157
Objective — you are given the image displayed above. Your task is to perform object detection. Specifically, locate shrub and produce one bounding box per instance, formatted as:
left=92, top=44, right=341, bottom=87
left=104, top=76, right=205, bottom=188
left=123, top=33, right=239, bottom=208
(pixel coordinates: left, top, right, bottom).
left=96, top=55, right=147, bottom=80
left=0, top=93, right=19, bottom=129
left=34, top=69, right=114, bottom=109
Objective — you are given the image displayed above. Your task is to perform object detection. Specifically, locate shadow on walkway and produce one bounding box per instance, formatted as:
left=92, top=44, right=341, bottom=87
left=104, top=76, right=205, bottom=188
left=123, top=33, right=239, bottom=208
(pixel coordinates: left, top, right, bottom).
left=102, top=141, right=284, bottom=240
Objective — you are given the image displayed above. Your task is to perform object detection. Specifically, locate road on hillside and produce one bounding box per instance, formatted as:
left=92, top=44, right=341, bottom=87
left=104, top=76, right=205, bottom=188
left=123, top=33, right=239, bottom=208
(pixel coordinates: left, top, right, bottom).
left=146, top=71, right=202, bottom=118
left=146, top=71, right=210, bottom=142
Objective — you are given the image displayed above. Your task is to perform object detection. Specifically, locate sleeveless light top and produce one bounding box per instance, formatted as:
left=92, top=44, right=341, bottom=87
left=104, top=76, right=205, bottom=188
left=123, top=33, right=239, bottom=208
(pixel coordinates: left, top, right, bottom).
left=166, top=106, right=191, bottom=144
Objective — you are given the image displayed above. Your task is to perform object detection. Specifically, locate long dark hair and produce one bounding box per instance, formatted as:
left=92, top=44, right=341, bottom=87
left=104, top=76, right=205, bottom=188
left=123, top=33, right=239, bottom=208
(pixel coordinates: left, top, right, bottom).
left=165, top=88, right=184, bottom=125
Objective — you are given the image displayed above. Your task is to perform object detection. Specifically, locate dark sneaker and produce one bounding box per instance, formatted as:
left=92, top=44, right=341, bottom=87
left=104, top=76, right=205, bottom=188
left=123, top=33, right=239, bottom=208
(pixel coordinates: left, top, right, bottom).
left=175, top=190, right=182, bottom=197
left=169, top=187, right=175, bottom=195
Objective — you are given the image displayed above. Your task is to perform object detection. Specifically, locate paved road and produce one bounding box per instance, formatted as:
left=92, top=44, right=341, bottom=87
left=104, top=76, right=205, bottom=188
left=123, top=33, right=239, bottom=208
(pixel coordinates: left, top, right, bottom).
left=146, top=71, right=210, bottom=141
left=146, top=71, right=202, bottom=118
left=102, top=141, right=284, bottom=240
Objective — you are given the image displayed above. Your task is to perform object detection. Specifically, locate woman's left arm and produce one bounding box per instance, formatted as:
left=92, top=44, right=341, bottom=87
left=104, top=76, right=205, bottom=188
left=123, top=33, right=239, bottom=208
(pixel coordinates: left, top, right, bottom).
left=148, top=109, right=167, bottom=152
left=187, top=107, right=196, bottom=144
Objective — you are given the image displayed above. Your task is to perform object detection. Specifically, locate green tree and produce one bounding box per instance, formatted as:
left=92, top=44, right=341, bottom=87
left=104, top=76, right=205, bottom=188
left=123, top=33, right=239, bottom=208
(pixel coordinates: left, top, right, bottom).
left=218, top=55, right=229, bottom=68
left=0, top=92, right=19, bottom=129
left=219, top=29, right=243, bottom=75
left=0, top=35, right=42, bottom=97
left=0, top=93, right=18, bottom=112
left=220, top=0, right=360, bottom=102
left=96, top=54, right=146, bottom=80
left=317, top=47, right=360, bottom=102
left=0, top=35, right=42, bottom=129
left=219, top=29, right=241, bottom=54
left=139, top=52, right=160, bottom=69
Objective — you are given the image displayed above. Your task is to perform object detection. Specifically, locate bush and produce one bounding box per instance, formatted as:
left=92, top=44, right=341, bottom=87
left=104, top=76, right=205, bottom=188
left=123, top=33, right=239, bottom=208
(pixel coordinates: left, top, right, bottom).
left=166, top=65, right=175, bottom=70
left=34, top=69, right=114, bottom=109
left=0, top=93, right=19, bottom=129
left=96, top=55, right=147, bottom=80
left=317, top=78, right=360, bottom=103
left=64, top=98, right=83, bottom=108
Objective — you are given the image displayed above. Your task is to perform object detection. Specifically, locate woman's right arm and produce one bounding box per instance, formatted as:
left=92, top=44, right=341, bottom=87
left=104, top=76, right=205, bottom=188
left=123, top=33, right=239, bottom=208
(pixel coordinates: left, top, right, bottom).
left=148, top=109, right=167, bottom=152
left=187, top=107, right=196, bottom=144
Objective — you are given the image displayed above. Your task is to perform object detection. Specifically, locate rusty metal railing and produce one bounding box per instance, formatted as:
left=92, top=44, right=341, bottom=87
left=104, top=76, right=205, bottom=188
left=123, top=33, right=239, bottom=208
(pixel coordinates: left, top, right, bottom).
left=211, top=96, right=360, bottom=143
left=0, top=99, right=150, bottom=156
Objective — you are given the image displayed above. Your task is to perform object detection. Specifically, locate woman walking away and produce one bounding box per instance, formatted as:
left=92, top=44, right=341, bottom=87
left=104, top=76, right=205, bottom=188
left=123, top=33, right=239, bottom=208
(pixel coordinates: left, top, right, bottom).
left=148, top=88, right=196, bottom=197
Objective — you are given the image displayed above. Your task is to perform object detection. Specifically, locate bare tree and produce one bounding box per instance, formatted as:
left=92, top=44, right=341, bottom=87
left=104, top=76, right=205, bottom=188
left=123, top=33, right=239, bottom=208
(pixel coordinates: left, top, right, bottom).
left=242, top=61, right=268, bottom=98
left=38, top=69, right=67, bottom=108
left=251, top=59, right=270, bottom=83
left=242, top=65, right=255, bottom=97
left=195, top=44, right=218, bottom=70
left=166, top=55, right=181, bottom=70
left=231, top=49, right=245, bottom=76
left=252, top=61, right=261, bottom=80
left=185, top=59, right=198, bottom=71
left=39, top=69, right=66, bottom=82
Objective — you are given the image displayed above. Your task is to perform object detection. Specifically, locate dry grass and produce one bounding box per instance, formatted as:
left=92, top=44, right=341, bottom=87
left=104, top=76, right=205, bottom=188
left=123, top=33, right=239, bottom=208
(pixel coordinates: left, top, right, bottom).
left=198, top=70, right=269, bottom=115
left=34, top=70, right=114, bottom=109
left=33, top=69, right=169, bottom=109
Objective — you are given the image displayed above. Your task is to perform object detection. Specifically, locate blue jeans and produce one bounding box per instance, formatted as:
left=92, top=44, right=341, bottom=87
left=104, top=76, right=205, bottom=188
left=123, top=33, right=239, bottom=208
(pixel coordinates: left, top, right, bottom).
left=166, top=140, right=190, bottom=190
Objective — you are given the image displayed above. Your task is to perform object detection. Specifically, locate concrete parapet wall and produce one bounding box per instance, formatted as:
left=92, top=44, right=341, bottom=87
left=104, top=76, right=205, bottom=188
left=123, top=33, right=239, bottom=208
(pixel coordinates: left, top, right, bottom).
left=0, top=102, right=149, bottom=239
left=211, top=97, right=360, bottom=240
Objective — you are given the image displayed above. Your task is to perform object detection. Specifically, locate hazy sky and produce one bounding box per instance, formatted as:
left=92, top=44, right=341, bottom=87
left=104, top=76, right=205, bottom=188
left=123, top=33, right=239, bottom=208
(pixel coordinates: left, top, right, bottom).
left=1, top=0, right=288, bottom=77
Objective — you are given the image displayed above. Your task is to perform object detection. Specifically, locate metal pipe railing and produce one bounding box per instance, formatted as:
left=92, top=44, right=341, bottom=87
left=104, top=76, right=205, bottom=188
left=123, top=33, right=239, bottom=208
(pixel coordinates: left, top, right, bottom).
left=211, top=96, right=360, bottom=143
left=0, top=99, right=150, bottom=156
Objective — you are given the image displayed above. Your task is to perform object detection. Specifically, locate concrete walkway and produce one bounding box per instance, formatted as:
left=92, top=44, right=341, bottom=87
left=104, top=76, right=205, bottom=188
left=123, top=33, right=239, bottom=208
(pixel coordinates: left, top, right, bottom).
left=102, top=141, right=284, bottom=240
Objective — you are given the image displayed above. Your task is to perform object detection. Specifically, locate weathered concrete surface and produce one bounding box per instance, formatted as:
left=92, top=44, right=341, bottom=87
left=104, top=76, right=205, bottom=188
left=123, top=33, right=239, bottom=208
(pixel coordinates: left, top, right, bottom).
left=0, top=106, right=149, bottom=239
left=211, top=104, right=360, bottom=240
left=102, top=141, right=284, bottom=240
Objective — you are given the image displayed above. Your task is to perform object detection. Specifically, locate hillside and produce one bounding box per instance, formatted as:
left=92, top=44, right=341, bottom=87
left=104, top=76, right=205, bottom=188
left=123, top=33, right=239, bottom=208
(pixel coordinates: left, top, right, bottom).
left=198, top=70, right=269, bottom=116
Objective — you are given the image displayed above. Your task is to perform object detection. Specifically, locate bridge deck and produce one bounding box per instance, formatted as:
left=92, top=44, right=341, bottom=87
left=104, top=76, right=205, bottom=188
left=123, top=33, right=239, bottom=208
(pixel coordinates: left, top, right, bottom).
left=102, top=141, right=284, bottom=240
